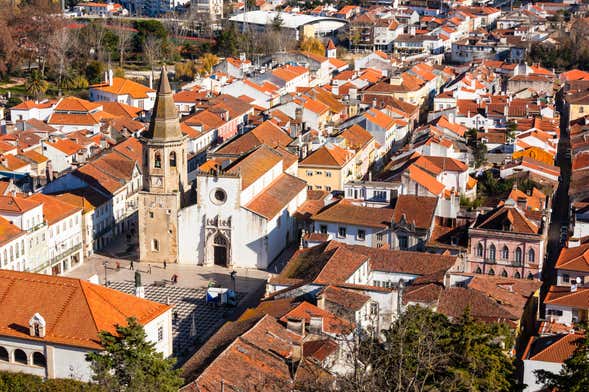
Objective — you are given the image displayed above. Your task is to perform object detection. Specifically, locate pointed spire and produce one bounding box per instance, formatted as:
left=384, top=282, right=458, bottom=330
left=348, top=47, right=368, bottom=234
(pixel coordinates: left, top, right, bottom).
left=146, top=66, right=183, bottom=141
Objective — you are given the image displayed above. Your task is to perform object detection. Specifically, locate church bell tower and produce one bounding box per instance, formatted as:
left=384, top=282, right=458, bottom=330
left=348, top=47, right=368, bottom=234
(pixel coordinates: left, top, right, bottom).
left=138, top=66, right=188, bottom=263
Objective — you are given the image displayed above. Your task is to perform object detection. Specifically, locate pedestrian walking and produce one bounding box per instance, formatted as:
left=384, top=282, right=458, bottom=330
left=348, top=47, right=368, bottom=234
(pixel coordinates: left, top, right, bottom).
left=171, top=274, right=178, bottom=284
left=148, top=264, right=152, bottom=274
left=130, top=260, right=134, bottom=270
left=163, top=260, right=167, bottom=269
left=116, top=261, right=120, bottom=271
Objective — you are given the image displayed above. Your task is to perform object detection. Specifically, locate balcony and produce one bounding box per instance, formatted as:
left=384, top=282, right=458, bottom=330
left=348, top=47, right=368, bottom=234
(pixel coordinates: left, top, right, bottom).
left=33, top=243, right=82, bottom=273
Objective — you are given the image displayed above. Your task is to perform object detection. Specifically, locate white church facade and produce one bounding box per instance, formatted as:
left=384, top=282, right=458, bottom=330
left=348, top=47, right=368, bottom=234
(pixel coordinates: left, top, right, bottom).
left=139, top=68, right=307, bottom=270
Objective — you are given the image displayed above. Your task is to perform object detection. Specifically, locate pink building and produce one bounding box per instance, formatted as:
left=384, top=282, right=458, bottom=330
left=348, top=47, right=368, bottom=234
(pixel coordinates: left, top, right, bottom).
left=468, top=199, right=548, bottom=280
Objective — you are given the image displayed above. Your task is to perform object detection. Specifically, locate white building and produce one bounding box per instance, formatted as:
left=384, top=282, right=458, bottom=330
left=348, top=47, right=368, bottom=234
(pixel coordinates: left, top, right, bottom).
left=0, top=270, right=172, bottom=381
left=90, top=74, right=156, bottom=112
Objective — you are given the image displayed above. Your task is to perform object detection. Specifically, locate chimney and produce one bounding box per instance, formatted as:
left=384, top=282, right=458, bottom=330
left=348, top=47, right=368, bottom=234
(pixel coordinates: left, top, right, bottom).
left=295, top=107, right=303, bottom=123
left=309, top=316, right=323, bottom=334
left=149, top=73, right=153, bottom=89
left=286, top=318, right=305, bottom=336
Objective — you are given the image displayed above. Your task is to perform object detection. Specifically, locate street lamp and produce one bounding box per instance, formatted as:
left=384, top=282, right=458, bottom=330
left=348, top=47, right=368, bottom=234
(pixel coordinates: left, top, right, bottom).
left=230, top=270, right=237, bottom=293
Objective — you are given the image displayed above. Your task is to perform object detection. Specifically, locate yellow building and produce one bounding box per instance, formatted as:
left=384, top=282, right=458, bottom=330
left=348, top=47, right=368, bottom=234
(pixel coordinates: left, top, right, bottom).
left=567, top=90, right=589, bottom=122
left=298, top=144, right=356, bottom=192
left=339, top=124, right=376, bottom=179
left=512, top=147, right=554, bottom=166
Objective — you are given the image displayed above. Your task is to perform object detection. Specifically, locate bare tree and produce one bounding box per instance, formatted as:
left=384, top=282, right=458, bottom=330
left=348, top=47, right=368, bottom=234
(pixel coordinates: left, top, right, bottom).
left=112, top=20, right=134, bottom=68
left=143, top=34, right=162, bottom=80
left=49, top=26, right=74, bottom=89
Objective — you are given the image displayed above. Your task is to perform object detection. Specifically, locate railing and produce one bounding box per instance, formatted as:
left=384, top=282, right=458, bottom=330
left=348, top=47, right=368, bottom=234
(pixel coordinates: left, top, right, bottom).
left=33, top=243, right=82, bottom=273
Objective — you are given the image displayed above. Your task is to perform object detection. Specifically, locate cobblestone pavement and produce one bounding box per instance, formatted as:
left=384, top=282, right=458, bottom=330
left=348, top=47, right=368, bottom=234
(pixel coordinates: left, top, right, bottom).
left=108, top=281, right=242, bottom=364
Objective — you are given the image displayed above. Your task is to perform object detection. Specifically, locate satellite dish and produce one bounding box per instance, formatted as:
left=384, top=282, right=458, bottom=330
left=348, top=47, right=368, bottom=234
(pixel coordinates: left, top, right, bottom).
left=576, top=277, right=583, bottom=284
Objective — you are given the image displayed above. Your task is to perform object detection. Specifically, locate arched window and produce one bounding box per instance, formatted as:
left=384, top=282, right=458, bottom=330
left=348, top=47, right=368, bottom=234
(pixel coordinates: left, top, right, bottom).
left=489, top=244, right=496, bottom=262
left=501, top=270, right=508, bottom=277
left=214, top=233, right=227, bottom=246
left=515, top=247, right=523, bottom=266
left=502, top=246, right=509, bottom=259
left=488, top=268, right=495, bottom=276
left=475, top=267, right=482, bottom=274
left=514, top=271, right=521, bottom=278
left=528, top=249, right=535, bottom=263
left=14, top=349, right=27, bottom=365
left=0, top=347, right=8, bottom=362
left=477, top=242, right=484, bottom=257
left=154, top=152, right=161, bottom=168
left=32, top=352, right=46, bottom=367
left=169, top=151, right=177, bottom=167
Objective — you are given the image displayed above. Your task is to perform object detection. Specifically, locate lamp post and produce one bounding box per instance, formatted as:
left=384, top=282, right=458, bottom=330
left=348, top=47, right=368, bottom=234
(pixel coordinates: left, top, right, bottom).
left=103, top=261, right=108, bottom=287
left=230, top=270, right=237, bottom=293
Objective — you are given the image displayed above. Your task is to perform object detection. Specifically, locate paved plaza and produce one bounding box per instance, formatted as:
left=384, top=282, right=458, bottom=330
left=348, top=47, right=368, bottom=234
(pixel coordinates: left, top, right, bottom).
left=63, top=237, right=272, bottom=364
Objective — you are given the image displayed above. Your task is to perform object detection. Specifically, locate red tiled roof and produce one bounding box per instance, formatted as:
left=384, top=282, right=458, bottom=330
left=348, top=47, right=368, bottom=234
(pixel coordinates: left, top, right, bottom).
left=312, top=199, right=394, bottom=229
left=299, top=144, right=353, bottom=168
left=244, top=174, right=306, bottom=220
left=0, top=270, right=170, bottom=350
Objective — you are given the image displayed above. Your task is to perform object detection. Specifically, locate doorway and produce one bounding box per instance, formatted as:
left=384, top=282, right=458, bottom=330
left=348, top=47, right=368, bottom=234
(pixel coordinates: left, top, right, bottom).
left=213, top=233, right=228, bottom=267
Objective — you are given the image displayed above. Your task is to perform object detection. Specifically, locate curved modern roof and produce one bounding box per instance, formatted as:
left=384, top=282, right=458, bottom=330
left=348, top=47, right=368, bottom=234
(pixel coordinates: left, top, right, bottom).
left=229, top=11, right=348, bottom=33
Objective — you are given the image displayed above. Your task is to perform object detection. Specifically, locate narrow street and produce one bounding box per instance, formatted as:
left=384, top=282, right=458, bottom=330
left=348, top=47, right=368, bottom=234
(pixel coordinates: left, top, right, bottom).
left=540, top=96, right=572, bottom=312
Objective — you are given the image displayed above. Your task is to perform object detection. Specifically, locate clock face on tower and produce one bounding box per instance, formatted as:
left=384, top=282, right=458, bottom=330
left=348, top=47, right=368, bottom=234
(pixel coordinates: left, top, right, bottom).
left=151, top=176, right=163, bottom=187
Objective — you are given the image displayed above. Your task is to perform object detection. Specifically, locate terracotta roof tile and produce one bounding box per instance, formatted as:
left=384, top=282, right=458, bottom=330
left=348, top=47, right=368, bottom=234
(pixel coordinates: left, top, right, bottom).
left=299, top=143, right=353, bottom=168
left=226, top=145, right=284, bottom=190
left=392, top=195, right=437, bottom=229
left=312, top=199, right=394, bottom=229
left=0, top=216, right=25, bottom=246
left=28, top=193, right=81, bottom=225
left=91, top=77, right=154, bottom=99
left=245, top=174, right=306, bottom=220
left=321, top=285, right=369, bottom=311
left=526, top=333, right=583, bottom=363
left=0, top=270, right=170, bottom=350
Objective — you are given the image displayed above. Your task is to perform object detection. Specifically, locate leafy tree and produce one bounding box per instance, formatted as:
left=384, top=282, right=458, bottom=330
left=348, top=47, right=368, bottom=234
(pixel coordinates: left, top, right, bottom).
left=300, top=37, right=325, bottom=56
left=215, top=24, right=240, bottom=57
left=86, top=317, right=183, bottom=392
left=535, top=326, right=589, bottom=392
left=25, top=70, right=49, bottom=100
left=85, top=61, right=106, bottom=85
left=335, top=306, right=517, bottom=392
left=447, top=310, right=517, bottom=391
left=466, top=128, right=487, bottom=168
left=198, top=53, right=219, bottom=75
left=0, top=371, right=103, bottom=392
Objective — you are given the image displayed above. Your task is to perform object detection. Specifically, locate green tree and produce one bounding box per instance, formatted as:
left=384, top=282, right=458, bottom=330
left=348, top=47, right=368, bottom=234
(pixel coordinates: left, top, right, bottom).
left=271, top=14, right=284, bottom=32
left=447, top=310, right=516, bottom=391
left=86, top=317, right=183, bottom=392
left=335, top=306, right=517, bottom=392
left=535, top=326, right=589, bottom=392
left=85, top=61, right=106, bottom=85
left=0, top=371, right=103, bottom=392
left=25, top=70, right=49, bottom=100
left=215, top=24, right=240, bottom=57
left=466, top=128, right=487, bottom=168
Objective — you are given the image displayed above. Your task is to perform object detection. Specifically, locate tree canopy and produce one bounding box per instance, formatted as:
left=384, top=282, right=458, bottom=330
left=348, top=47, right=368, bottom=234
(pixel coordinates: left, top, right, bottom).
left=86, top=317, right=183, bottom=392
left=335, top=306, right=518, bottom=392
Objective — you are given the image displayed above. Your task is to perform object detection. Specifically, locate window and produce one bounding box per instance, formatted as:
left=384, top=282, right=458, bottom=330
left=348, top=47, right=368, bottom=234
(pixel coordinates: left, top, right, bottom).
left=320, top=225, right=327, bottom=234
left=563, top=274, right=570, bottom=283
left=0, top=347, right=7, bottom=362
left=502, top=246, right=509, bottom=259
left=399, top=236, right=408, bottom=250
left=488, top=268, right=495, bottom=276
left=501, top=270, right=508, bottom=277
left=169, top=151, right=177, bottom=167
left=14, top=349, right=27, bottom=365
left=489, top=244, right=496, bottom=262
left=374, top=190, right=386, bottom=201
left=528, top=249, right=535, bottom=263
left=338, top=227, right=347, bottom=238
left=475, top=267, right=482, bottom=274
left=326, top=186, right=332, bottom=192
left=325, top=172, right=332, bottom=177
left=154, top=152, right=162, bottom=168
left=306, top=171, right=313, bottom=176
left=514, top=271, right=521, bottom=279
left=152, top=239, right=159, bottom=252
left=32, top=352, right=46, bottom=367
left=149, top=211, right=154, bottom=218
left=315, top=171, right=323, bottom=175
left=370, top=302, right=378, bottom=315
left=547, top=309, right=563, bottom=316
left=581, top=106, right=585, bottom=113
left=515, top=247, right=523, bottom=266
left=357, top=230, right=366, bottom=241
left=376, top=232, right=384, bottom=241
left=158, top=326, right=164, bottom=342
left=476, top=242, right=483, bottom=257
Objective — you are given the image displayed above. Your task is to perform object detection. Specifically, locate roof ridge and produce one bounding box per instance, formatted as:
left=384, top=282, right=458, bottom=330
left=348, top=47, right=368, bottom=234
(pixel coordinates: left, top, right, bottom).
left=529, top=333, right=572, bottom=361
left=78, top=280, right=101, bottom=336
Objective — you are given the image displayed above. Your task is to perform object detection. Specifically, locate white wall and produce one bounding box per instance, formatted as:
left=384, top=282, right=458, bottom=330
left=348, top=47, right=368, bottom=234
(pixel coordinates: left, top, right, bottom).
left=522, top=360, right=562, bottom=392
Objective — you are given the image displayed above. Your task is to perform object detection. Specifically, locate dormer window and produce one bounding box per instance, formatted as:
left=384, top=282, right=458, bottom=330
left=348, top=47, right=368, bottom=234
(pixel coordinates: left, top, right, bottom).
left=29, top=313, right=46, bottom=338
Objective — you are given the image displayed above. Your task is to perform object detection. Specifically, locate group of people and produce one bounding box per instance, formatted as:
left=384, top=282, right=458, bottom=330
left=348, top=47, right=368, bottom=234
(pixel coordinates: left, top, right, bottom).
left=113, top=260, right=178, bottom=284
